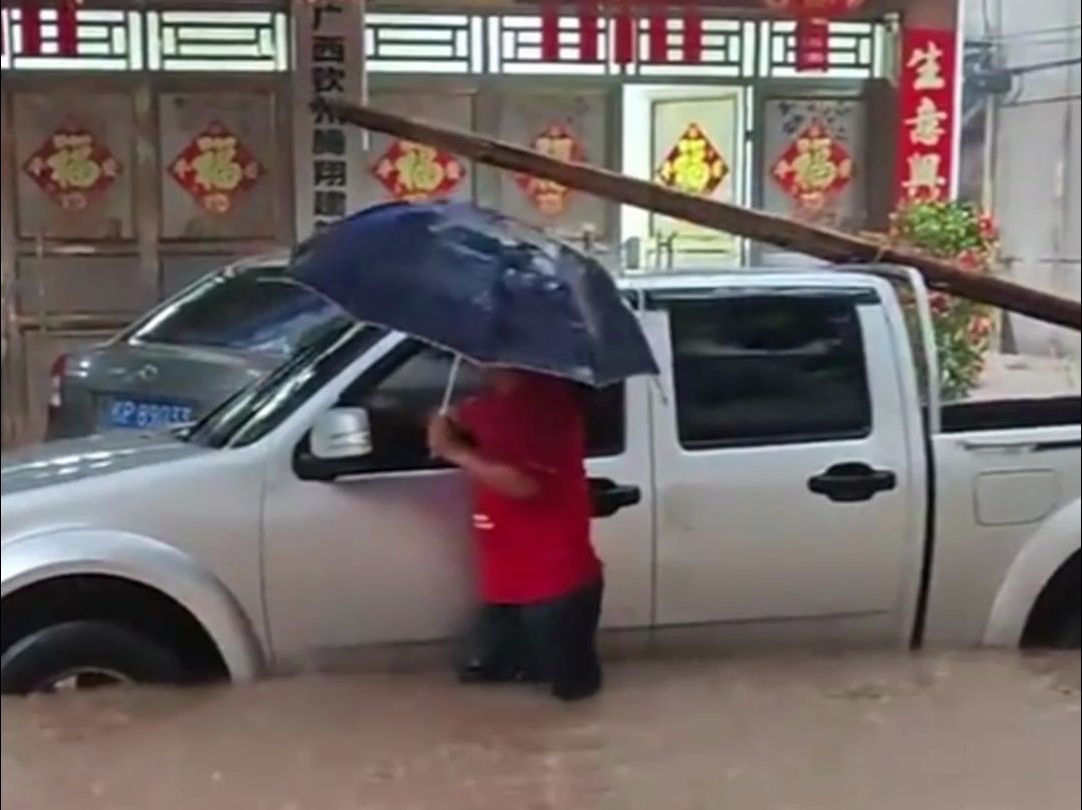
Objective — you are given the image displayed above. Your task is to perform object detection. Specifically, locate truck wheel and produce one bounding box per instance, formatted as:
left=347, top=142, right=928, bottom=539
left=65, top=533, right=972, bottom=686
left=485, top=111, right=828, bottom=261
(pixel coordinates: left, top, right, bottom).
left=0, top=620, right=185, bottom=695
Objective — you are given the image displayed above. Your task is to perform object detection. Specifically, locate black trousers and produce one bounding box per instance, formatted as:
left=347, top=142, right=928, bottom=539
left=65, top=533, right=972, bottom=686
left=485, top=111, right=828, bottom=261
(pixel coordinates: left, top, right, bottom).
left=459, top=578, right=604, bottom=701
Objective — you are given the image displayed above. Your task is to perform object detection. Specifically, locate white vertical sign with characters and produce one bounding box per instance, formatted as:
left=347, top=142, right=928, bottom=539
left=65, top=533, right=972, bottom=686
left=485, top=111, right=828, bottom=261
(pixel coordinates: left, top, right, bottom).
left=293, top=0, right=366, bottom=240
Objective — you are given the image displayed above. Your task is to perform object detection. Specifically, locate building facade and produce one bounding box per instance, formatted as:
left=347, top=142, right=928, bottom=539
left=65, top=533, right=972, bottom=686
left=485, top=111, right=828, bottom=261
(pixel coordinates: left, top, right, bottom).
left=1, top=0, right=963, bottom=445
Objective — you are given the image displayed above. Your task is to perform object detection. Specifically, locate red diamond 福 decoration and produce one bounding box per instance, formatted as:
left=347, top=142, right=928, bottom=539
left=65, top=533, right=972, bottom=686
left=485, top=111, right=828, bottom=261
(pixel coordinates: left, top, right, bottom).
left=167, top=122, right=264, bottom=214
left=655, top=123, right=729, bottom=196
left=371, top=140, right=466, bottom=201
left=515, top=124, right=585, bottom=216
left=22, top=126, right=120, bottom=211
left=770, top=119, right=853, bottom=210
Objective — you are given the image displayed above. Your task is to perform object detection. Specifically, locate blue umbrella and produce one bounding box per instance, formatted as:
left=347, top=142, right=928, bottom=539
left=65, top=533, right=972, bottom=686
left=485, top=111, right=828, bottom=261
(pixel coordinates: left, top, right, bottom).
left=290, top=201, right=659, bottom=388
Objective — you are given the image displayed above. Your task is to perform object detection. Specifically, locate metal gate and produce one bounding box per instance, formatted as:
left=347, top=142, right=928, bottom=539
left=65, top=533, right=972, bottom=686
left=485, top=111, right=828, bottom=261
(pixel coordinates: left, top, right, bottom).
left=0, top=5, right=292, bottom=446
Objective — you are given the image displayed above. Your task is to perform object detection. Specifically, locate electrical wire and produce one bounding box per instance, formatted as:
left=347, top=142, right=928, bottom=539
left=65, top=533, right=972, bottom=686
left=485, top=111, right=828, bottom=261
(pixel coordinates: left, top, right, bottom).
left=973, top=33, right=1081, bottom=49
left=985, top=23, right=1081, bottom=41
left=1003, top=56, right=1081, bottom=75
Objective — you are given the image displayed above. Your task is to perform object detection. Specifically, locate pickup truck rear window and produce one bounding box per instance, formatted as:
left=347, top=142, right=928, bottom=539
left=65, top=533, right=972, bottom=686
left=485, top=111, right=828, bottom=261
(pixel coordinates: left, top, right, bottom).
left=669, top=295, right=872, bottom=449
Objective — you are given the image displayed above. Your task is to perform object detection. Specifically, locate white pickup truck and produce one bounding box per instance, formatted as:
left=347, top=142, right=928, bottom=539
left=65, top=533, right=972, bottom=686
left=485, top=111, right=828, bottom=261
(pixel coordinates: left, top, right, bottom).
left=1, top=266, right=1079, bottom=693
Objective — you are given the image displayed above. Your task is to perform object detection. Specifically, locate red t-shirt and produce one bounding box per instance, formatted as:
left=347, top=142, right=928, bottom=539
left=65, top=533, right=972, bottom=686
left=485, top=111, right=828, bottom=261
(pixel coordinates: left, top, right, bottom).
left=456, top=374, right=600, bottom=605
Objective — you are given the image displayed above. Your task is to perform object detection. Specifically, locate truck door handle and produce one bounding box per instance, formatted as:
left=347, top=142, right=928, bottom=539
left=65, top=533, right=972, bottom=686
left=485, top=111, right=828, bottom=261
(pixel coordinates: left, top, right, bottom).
left=807, top=462, right=896, bottom=503
left=589, top=478, right=641, bottom=518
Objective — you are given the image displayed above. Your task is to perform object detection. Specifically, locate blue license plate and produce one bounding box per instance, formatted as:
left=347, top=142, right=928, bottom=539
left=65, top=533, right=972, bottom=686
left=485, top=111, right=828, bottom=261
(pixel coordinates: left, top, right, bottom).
left=102, top=397, right=195, bottom=430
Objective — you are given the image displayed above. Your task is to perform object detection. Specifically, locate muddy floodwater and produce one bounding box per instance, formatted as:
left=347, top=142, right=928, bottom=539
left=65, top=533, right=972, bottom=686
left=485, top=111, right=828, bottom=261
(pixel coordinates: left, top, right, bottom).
left=2, top=652, right=1079, bottom=810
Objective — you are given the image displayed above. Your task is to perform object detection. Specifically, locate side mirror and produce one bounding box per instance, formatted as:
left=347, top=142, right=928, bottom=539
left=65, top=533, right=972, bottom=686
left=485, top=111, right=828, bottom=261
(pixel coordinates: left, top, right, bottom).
left=295, top=407, right=372, bottom=482
left=310, top=407, right=372, bottom=460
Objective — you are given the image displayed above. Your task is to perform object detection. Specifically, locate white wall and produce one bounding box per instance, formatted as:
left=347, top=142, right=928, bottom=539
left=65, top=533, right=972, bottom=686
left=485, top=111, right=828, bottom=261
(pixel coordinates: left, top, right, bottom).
left=966, top=0, right=1081, bottom=359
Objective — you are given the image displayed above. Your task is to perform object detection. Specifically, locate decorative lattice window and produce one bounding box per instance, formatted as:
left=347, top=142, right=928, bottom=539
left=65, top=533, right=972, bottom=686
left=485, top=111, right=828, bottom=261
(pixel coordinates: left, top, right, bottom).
left=1, top=6, right=141, bottom=71
left=365, top=13, right=480, bottom=74
left=488, top=14, right=608, bottom=75
left=146, top=10, right=289, bottom=72
left=760, top=20, right=882, bottom=79
left=630, top=17, right=749, bottom=78
left=1, top=8, right=886, bottom=79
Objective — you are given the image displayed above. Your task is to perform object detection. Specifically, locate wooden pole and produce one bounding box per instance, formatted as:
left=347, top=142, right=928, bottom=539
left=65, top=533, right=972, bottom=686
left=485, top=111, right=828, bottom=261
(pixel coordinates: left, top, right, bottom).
left=319, top=98, right=1082, bottom=332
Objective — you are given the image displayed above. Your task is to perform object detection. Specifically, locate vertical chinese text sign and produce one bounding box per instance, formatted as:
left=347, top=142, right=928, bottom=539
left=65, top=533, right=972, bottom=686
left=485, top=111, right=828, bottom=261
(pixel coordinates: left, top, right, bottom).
left=293, top=0, right=366, bottom=239
left=896, top=27, right=958, bottom=204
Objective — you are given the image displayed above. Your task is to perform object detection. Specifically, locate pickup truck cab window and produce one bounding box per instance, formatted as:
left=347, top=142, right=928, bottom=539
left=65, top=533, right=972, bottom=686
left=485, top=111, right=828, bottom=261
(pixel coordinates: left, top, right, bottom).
left=669, top=295, right=872, bottom=449
left=331, top=341, right=627, bottom=474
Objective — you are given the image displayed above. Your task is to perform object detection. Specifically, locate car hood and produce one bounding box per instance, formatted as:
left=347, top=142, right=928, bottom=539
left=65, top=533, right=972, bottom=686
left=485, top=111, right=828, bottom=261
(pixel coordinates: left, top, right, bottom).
left=1, top=431, right=208, bottom=497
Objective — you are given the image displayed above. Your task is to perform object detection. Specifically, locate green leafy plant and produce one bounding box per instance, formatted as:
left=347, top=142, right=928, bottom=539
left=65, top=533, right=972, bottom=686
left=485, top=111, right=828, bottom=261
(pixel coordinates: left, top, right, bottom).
left=889, top=200, right=999, bottom=400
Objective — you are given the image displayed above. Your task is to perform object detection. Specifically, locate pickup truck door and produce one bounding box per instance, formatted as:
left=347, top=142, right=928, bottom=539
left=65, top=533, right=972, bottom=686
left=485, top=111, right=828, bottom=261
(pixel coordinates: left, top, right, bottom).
left=260, top=339, right=654, bottom=665
left=649, top=288, right=924, bottom=638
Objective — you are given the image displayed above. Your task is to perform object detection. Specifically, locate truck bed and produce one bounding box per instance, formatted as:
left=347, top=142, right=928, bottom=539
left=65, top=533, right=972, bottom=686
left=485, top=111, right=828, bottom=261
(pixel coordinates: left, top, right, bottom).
left=941, top=395, right=1081, bottom=433
left=941, top=352, right=1079, bottom=433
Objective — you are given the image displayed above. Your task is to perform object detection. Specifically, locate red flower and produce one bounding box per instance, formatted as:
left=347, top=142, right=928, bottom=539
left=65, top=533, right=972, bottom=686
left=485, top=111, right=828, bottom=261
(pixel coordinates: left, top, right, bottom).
left=929, top=291, right=950, bottom=314
left=977, top=212, right=998, bottom=241
left=967, top=314, right=993, bottom=341
left=957, top=248, right=983, bottom=272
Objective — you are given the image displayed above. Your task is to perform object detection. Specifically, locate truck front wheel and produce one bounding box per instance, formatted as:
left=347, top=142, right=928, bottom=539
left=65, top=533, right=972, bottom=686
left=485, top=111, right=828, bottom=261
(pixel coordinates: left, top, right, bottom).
left=0, top=620, right=186, bottom=694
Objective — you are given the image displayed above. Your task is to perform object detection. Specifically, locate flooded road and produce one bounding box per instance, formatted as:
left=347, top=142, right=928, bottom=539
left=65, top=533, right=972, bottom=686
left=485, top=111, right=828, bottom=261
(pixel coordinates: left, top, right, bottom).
left=3, top=652, right=1079, bottom=810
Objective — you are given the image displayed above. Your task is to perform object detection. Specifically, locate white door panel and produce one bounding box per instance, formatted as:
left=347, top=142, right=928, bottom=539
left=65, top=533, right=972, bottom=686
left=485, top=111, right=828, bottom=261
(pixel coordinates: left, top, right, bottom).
left=264, top=468, right=476, bottom=653
left=651, top=291, right=920, bottom=631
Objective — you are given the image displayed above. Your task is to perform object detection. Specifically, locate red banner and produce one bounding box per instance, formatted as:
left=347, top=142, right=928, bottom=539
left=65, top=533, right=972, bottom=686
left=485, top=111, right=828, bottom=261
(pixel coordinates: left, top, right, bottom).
left=612, top=0, right=636, bottom=64
left=57, top=0, right=79, bottom=56
left=20, top=1, right=42, bottom=55
left=10, top=2, right=79, bottom=56
left=793, top=17, right=829, bottom=72
left=896, top=27, right=958, bottom=204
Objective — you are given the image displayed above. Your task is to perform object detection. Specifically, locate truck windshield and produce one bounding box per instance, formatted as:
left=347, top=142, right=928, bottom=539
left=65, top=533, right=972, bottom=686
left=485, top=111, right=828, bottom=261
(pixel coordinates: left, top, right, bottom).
left=185, top=322, right=386, bottom=449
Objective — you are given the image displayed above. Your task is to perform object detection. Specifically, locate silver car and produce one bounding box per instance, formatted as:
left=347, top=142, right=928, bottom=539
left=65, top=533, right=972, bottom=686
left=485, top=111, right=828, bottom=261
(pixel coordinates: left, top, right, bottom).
left=46, top=254, right=348, bottom=440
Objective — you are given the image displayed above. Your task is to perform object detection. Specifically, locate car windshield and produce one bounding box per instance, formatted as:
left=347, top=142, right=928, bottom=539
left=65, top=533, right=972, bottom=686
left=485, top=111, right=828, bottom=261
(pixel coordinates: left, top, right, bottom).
left=127, top=264, right=348, bottom=355
left=184, top=321, right=386, bottom=449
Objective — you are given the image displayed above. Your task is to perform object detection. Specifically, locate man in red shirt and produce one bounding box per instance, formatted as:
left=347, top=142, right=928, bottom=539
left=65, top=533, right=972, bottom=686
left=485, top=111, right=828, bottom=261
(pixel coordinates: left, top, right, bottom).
left=426, top=367, right=603, bottom=701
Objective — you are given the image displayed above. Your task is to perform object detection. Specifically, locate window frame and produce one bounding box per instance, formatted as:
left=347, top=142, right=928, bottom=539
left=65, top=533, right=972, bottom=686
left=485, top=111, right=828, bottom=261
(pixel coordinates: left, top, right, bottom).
left=664, top=289, right=876, bottom=452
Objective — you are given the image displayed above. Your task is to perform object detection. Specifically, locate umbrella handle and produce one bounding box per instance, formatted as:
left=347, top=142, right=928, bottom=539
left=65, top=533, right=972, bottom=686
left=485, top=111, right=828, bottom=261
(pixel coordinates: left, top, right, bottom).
left=440, top=354, right=463, bottom=414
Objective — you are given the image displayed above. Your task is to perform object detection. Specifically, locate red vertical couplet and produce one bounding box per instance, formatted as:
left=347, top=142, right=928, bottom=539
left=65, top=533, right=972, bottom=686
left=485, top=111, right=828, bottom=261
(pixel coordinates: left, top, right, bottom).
left=895, top=27, right=958, bottom=204
left=20, top=1, right=43, bottom=56
left=57, top=0, right=80, bottom=57
left=540, top=1, right=561, bottom=62
left=578, top=0, right=600, bottom=62
left=682, top=0, right=702, bottom=63
left=794, top=16, right=829, bottom=71
left=612, top=0, right=635, bottom=64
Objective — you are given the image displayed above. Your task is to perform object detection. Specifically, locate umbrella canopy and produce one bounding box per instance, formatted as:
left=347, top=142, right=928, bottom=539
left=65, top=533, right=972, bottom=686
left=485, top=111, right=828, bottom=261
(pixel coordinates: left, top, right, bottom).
left=290, top=201, right=659, bottom=387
